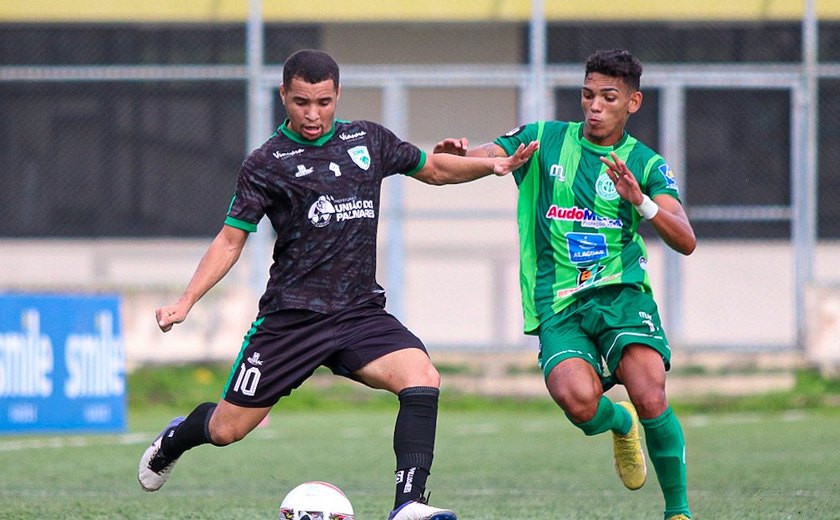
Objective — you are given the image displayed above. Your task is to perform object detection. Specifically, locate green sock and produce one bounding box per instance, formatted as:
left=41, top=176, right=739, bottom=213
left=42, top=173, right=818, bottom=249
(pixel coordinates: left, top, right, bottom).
left=640, top=406, right=691, bottom=519
left=571, top=396, right=630, bottom=436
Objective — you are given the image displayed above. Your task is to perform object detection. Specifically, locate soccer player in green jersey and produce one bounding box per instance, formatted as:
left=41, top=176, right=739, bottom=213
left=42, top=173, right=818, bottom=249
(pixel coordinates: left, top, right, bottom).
left=435, top=49, right=696, bottom=520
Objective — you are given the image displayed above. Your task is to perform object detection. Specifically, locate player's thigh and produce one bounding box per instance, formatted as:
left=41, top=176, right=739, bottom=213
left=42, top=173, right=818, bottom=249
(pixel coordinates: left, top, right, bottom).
left=330, top=304, right=437, bottom=393
left=222, top=310, right=335, bottom=408
left=614, top=345, right=668, bottom=417
left=352, top=347, right=439, bottom=393
left=595, top=286, right=672, bottom=377
left=538, top=308, right=602, bottom=381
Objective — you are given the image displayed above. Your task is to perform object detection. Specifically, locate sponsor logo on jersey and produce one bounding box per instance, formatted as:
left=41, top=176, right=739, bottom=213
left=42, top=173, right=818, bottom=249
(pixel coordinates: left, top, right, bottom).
left=348, top=146, right=371, bottom=170
left=247, top=352, right=264, bottom=366
left=308, top=195, right=336, bottom=227
left=577, top=264, right=606, bottom=286
left=565, top=232, right=608, bottom=264
left=550, top=164, right=565, bottom=182
left=639, top=256, right=648, bottom=270
left=595, top=172, right=620, bottom=201
left=556, top=272, right=620, bottom=298
left=329, top=162, right=342, bottom=177
left=333, top=198, right=376, bottom=222
left=308, top=195, right=376, bottom=227
left=504, top=125, right=525, bottom=137
left=545, top=205, right=623, bottom=229
left=659, top=163, right=679, bottom=193
left=273, top=148, right=304, bottom=159
left=339, top=130, right=367, bottom=141
left=295, top=164, right=314, bottom=177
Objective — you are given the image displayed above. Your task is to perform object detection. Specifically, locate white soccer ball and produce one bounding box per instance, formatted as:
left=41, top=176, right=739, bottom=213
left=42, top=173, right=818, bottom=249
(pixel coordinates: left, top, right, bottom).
left=278, top=481, right=355, bottom=520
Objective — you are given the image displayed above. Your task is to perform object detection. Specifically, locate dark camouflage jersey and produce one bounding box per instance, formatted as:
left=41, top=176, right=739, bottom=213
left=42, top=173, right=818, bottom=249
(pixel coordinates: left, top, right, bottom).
left=225, top=119, right=425, bottom=316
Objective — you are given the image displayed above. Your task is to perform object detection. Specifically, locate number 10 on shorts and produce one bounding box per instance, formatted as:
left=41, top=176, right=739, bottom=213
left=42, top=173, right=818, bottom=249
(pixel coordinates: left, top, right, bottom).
left=233, top=364, right=261, bottom=396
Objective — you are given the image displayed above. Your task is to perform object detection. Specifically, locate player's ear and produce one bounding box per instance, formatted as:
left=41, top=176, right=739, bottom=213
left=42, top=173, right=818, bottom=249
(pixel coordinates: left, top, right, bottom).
left=279, top=85, right=286, bottom=104
left=628, top=90, right=642, bottom=114
left=336, top=83, right=341, bottom=102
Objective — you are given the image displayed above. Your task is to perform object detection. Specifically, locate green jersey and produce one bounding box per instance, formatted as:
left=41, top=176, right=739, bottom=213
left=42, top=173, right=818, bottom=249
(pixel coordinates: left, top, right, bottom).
left=495, top=121, right=682, bottom=334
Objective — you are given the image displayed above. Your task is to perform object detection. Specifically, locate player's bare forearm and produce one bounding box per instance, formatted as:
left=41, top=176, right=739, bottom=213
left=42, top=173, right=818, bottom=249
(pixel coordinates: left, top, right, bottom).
left=417, top=141, right=535, bottom=185
left=415, top=153, right=498, bottom=185
left=648, top=196, right=696, bottom=255
left=432, top=139, right=506, bottom=159
left=468, top=142, right=505, bottom=159
left=155, top=225, right=248, bottom=331
left=183, top=226, right=247, bottom=303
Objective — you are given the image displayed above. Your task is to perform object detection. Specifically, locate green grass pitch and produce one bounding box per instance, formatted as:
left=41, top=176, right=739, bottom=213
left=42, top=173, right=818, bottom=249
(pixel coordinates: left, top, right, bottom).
left=1, top=404, right=839, bottom=519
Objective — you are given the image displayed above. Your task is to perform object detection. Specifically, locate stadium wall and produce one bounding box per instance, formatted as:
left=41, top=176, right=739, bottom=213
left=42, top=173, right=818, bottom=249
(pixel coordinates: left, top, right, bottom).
left=3, top=238, right=839, bottom=367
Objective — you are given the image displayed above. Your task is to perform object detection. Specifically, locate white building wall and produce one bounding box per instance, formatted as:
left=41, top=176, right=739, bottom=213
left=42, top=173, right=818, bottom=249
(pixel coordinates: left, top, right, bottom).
left=3, top=238, right=837, bottom=367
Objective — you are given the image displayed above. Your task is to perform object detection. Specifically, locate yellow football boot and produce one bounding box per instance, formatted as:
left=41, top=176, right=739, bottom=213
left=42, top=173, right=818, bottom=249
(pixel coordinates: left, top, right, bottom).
left=612, top=401, right=647, bottom=490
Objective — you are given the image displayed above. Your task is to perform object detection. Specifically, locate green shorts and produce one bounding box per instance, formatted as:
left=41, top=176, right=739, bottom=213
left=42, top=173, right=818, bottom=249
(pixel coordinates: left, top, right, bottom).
left=537, top=285, right=672, bottom=387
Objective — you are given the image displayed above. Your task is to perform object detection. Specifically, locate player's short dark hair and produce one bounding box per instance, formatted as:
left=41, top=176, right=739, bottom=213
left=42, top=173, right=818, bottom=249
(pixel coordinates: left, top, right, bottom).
left=282, top=49, right=340, bottom=90
left=584, top=49, right=642, bottom=91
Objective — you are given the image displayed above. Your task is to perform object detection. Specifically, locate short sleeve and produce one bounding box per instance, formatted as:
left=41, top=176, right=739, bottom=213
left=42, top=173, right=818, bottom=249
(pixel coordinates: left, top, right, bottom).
left=644, top=157, right=682, bottom=202
left=225, top=153, right=275, bottom=232
left=368, top=122, right=423, bottom=178
left=493, top=123, right=540, bottom=157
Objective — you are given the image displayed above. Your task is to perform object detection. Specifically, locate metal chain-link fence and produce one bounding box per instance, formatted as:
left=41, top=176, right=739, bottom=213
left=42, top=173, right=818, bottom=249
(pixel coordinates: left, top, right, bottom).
left=1, top=18, right=838, bottom=357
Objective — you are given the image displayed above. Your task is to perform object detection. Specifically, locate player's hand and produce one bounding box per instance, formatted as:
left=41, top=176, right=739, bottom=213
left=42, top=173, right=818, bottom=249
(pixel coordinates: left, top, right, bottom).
left=493, top=140, right=539, bottom=176
left=155, top=302, right=189, bottom=333
left=601, top=151, right=643, bottom=204
left=433, top=137, right=469, bottom=156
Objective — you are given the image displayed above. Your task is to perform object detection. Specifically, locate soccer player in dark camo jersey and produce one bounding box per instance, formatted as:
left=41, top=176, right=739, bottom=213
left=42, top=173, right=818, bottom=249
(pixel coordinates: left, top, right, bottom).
left=435, top=49, right=696, bottom=520
left=137, top=49, right=537, bottom=520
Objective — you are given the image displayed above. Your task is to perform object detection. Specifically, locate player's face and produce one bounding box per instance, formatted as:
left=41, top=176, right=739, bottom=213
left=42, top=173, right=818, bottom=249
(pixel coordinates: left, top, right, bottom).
left=580, top=72, right=642, bottom=146
left=280, top=76, right=340, bottom=141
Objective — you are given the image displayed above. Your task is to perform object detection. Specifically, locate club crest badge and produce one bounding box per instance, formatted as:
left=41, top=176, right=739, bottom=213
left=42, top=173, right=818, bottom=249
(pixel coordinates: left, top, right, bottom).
left=595, top=172, right=620, bottom=201
left=348, top=146, right=371, bottom=171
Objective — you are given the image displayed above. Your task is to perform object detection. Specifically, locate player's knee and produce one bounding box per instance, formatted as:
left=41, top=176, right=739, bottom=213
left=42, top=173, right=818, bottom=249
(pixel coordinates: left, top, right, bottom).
left=560, top=396, right=601, bottom=424
left=208, top=422, right=248, bottom=446
left=416, top=362, right=441, bottom=388
left=630, top=388, right=668, bottom=419
left=548, top=382, right=600, bottom=422
left=546, top=370, right=602, bottom=421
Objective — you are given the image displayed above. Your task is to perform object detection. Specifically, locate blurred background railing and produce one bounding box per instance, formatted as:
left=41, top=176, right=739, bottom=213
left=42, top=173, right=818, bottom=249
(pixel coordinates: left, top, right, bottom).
left=2, top=1, right=839, bottom=369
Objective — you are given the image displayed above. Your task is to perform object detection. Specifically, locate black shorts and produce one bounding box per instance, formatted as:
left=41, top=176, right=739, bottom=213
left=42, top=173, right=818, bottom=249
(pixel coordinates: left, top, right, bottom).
left=221, top=301, right=427, bottom=407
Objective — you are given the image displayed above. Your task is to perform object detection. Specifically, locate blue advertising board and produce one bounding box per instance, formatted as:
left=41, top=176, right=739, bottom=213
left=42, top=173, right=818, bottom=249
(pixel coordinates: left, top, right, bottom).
left=0, top=293, right=126, bottom=434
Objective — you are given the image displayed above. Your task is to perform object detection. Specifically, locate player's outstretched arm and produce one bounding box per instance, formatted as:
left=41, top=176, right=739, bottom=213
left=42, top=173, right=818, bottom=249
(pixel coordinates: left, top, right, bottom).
left=601, top=152, right=696, bottom=256
left=415, top=140, right=536, bottom=185
left=155, top=224, right=249, bottom=332
left=433, top=139, right=507, bottom=160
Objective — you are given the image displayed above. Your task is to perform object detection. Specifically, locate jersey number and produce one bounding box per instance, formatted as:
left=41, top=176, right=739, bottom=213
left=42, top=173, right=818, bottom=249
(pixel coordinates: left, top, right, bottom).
left=233, top=364, right=261, bottom=396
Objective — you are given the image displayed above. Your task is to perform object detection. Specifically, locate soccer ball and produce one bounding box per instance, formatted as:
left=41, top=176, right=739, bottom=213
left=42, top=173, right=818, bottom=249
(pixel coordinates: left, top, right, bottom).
left=278, top=481, right=355, bottom=520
